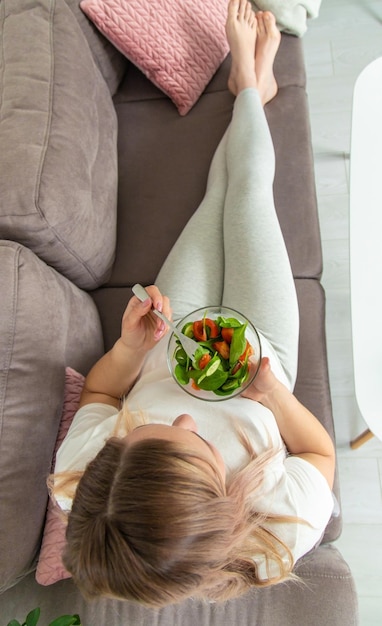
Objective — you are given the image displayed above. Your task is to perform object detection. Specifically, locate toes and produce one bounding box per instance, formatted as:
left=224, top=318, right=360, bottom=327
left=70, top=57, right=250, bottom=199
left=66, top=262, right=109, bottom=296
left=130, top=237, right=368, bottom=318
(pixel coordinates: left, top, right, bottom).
left=237, top=0, right=247, bottom=19
left=256, top=11, right=265, bottom=35
left=244, top=1, right=252, bottom=22
left=263, top=11, right=277, bottom=33
left=228, top=0, right=239, bottom=19
left=226, top=0, right=257, bottom=33
left=256, top=10, right=278, bottom=38
left=235, top=0, right=255, bottom=24
left=264, top=11, right=275, bottom=23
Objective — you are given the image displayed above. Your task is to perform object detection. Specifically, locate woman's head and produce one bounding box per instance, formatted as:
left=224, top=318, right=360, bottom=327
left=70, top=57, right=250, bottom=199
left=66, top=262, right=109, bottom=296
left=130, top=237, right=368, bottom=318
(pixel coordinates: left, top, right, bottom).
left=62, top=411, right=295, bottom=607
left=63, top=428, right=238, bottom=606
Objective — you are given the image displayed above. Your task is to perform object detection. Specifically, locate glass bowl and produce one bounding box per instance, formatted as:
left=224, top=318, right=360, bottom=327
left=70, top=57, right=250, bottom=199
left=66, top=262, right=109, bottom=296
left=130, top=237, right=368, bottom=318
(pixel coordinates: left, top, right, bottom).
left=167, top=306, right=262, bottom=401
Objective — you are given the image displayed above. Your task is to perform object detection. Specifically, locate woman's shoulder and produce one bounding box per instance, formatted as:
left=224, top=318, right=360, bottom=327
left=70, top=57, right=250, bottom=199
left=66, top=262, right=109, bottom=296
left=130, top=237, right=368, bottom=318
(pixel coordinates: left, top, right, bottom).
left=55, top=403, right=120, bottom=474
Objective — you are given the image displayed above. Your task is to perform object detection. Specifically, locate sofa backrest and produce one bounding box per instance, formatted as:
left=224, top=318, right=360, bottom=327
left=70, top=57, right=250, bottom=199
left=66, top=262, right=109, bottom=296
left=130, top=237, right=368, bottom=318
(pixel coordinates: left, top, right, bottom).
left=64, top=0, right=127, bottom=95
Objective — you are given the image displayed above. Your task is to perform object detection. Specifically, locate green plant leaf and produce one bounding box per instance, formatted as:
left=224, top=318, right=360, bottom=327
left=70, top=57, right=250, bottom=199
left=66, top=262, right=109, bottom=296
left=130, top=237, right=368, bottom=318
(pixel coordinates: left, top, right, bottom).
left=6, top=610, right=82, bottom=626
left=216, top=316, right=242, bottom=328
left=197, top=368, right=228, bottom=391
left=174, top=345, right=188, bottom=367
left=25, top=608, right=41, bottom=626
left=193, top=346, right=208, bottom=364
left=174, top=363, right=189, bottom=385
left=229, top=324, right=247, bottom=365
left=49, top=616, right=81, bottom=626
left=181, top=322, right=194, bottom=337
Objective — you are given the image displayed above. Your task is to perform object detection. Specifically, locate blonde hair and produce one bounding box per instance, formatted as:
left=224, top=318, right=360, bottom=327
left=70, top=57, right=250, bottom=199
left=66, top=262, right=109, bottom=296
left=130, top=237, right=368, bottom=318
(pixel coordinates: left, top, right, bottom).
left=52, top=404, right=301, bottom=607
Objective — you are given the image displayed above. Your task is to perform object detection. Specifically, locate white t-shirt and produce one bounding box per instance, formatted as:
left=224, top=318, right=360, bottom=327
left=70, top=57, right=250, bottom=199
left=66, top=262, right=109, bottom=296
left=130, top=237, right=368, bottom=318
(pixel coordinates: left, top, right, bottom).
left=55, top=336, right=334, bottom=577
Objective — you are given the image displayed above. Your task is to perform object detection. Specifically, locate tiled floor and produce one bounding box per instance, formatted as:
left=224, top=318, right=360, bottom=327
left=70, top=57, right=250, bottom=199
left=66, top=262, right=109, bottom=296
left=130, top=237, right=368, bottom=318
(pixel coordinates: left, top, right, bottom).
left=302, top=1, right=382, bottom=624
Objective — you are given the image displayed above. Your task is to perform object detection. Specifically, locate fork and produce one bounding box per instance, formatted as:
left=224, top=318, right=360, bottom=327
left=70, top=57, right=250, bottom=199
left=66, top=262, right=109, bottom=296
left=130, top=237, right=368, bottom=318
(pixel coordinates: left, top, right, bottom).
left=131, top=284, right=201, bottom=361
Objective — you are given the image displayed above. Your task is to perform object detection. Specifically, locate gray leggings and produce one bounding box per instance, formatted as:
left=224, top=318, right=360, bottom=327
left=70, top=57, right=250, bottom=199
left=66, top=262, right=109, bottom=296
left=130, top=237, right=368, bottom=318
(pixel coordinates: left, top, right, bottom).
left=156, top=88, right=299, bottom=387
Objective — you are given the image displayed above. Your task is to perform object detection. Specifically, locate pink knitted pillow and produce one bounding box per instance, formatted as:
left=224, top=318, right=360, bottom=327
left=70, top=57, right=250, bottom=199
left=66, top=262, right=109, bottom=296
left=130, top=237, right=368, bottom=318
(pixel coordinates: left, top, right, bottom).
left=35, top=367, right=84, bottom=585
left=80, top=0, right=229, bottom=115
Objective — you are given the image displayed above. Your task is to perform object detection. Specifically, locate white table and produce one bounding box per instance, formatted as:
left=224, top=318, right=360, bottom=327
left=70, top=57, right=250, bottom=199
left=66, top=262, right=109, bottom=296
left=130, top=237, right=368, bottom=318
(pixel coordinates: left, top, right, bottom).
left=349, top=57, right=382, bottom=449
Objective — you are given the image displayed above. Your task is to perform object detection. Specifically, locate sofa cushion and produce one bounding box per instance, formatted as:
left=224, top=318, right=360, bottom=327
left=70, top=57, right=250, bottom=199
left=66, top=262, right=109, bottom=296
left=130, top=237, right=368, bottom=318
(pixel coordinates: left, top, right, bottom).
left=79, top=0, right=229, bottom=115
left=0, top=241, right=104, bottom=593
left=64, top=0, right=127, bottom=95
left=0, top=545, right=359, bottom=626
left=0, top=0, right=118, bottom=290
left=109, top=72, right=321, bottom=288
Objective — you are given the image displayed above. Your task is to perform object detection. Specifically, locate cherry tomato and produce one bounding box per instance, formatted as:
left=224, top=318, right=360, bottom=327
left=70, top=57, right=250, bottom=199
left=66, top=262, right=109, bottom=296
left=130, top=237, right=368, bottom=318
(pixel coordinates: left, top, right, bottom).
left=199, top=353, right=212, bottom=369
left=212, top=340, right=230, bottom=360
left=221, top=327, right=234, bottom=344
left=206, top=319, right=220, bottom=338
left=193, top=321, right=206, bottom=341
left=231, top=362, right=242, bottom=375
left=239, top=341, right=254, bottom=362
left=193, top=318, right=219, bottom=341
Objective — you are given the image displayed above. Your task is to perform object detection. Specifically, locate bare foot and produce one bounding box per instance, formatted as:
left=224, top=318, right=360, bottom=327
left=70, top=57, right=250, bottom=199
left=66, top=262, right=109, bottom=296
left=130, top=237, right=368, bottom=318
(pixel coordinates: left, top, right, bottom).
left=226, top=0, right=258, bottom=96
left=255, top=11, right=281, bottom=105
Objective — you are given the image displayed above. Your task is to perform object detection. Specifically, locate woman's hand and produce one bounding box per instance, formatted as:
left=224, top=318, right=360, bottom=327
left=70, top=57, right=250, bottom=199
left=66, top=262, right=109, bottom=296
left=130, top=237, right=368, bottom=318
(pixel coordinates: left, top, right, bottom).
left=242, top=356, right=335, bottom=488
left=241, top=356, right=278, bottom=403
left=79, top=286, right=171, bottom=408
left=120, top=285, right=171, bottom=353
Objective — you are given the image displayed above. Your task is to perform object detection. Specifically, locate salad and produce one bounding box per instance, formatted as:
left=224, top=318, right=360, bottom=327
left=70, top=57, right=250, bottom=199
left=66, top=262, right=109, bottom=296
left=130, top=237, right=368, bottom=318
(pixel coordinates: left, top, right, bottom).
left=172, top=313, right=254, bottom=397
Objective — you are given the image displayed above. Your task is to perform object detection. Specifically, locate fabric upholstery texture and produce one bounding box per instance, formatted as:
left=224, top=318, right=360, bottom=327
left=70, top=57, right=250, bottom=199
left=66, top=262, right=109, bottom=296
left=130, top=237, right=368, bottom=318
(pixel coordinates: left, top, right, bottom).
left=79, top=0, right=229, bottom=115
left=36, top=368, right=84, bottom=585
left=108, top=36, right=320, bottom=289
left=0, top=0, right=118, bottom=289
left=0, top=545, right=359, bottom=625
left=250, top=0, right=322, bottom=37
left=64, top=0, right=127, bottom=94
left=0, top=241, right=103, bottom=592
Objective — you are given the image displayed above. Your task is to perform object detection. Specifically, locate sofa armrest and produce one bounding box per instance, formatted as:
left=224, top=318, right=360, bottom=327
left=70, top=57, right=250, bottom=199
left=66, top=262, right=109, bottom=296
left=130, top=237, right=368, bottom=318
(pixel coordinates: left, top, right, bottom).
left=0, top=241, right=104, bottom=592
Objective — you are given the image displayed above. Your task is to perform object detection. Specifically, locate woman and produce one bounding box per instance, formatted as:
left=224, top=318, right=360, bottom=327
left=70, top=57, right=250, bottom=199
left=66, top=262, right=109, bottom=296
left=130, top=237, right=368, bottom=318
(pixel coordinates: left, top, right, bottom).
left=53, top=0, right=335, bottom=608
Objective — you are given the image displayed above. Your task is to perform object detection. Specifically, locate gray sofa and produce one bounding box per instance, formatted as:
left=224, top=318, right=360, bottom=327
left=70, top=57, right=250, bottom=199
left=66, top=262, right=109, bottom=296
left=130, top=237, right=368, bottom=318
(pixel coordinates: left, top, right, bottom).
left=0, top=0, right=359, bottom=624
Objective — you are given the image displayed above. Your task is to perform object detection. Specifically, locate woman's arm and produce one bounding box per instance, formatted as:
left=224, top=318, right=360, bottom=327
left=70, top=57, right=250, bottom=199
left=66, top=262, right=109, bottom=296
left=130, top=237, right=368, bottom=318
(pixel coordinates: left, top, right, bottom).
left=242, top=358, right=335, bottom=488
left=79, top=286, right=170, bottom=408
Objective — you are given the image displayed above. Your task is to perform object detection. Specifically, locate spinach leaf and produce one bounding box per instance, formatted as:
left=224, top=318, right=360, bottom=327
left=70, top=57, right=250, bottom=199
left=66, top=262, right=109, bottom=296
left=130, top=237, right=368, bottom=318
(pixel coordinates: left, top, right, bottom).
left=229, top=324, right=247, bottom=365
left=174, top=364, right=189, bottom=385
left=197, top=368, right=228, bottom=391
left=216, top=316, right=242, bottom=328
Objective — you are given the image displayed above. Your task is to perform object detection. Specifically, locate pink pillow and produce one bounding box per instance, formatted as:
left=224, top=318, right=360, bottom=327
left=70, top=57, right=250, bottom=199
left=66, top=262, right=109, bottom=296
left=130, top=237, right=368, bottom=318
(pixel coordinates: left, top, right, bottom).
left=36, top=367, right=84, bottom=585
left=80, top=0, right=229, bottom=115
